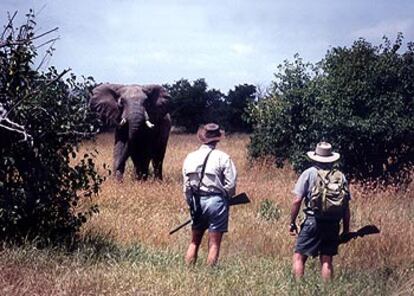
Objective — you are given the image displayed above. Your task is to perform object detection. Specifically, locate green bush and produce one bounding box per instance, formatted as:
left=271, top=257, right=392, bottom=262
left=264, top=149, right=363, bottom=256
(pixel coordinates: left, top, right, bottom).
left=0, top=11, right=105, bottom=245
left=258, top=199, right=281, bottom=222
left=165, top=78, right=225, bottom=132
left=247, top=36, right=414, bottom=184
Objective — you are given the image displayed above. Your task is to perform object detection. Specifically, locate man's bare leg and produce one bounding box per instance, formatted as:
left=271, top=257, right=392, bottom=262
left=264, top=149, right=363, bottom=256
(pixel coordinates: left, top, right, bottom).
left=207, top=232, right=223, bottom=266
left=320, top=255, right=334, bottom=281
left=185, top=229, right=204, bottom=265
left=293, top=252, right=308, bottom=279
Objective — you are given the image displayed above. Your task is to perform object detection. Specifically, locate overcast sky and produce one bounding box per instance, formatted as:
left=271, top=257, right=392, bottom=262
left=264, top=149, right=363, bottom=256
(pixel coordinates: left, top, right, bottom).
left=2, top=0, right=414, bottom=92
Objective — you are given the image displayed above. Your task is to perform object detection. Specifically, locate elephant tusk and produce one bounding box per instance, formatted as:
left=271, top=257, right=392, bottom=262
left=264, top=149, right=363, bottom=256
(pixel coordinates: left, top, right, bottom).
left=145, top=120, right=155, bottom=128
left=144, top=110, right=154, bottom=128
left=120, top=118, right=127, bottom=126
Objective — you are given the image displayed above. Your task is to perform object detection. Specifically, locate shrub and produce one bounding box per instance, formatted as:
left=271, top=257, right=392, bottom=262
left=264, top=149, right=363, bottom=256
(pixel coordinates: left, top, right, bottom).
left=225, top=83, right=257, bottom=132
left=247, top=36, right=414, bottom=185
left=0, top=11, right=105, bottom=245
left=258, top=199, right=281, bottom=222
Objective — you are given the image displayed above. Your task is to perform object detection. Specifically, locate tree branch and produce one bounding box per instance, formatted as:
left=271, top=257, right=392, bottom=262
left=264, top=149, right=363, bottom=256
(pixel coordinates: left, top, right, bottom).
left=30, top=27, right=59, bottom=42
left=0, top=104, right=33, bottom=144
left=36, top=39, right=58, bottom=71
left=4, top=69, right=71, bottom=118
left=1, top=11, right=17, bottom=40
left=0, top=26, right=59, bottom=48
left=57, top=130, right=99, bottom=137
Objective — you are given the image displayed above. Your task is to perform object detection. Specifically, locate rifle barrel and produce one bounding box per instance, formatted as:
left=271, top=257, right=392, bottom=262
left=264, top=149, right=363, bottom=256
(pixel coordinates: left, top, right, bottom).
left=169, top=219, right=191, bottom=235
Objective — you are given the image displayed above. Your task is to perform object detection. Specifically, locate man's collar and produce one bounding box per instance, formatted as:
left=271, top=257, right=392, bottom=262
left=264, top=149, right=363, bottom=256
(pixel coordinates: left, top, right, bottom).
left=200, top=143, right=216, bottom=150
left=313, top=163, right=333, bottom=170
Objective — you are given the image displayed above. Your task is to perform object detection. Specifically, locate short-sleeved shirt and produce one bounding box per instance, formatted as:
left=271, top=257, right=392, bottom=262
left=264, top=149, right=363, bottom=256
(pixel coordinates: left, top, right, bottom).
left=293, top=165, right=351, bottom=216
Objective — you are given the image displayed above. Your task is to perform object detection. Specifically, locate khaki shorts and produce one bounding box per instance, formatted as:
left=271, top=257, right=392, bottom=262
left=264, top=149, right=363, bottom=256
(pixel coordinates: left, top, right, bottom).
left=192, top=195, right=229, bottom=233
left=295, top=216, right=340, bottom=257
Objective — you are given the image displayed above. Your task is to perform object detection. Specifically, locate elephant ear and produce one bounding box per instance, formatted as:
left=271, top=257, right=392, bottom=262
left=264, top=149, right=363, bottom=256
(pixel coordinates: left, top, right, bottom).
left=90, top=83, right=123, bottom=126
left=142, top=84, right=170, bottom=115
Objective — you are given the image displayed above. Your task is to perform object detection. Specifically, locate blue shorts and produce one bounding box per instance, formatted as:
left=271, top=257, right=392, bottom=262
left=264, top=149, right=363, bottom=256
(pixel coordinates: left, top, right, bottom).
left=295, top=216, right=340, bottom=257
left=192, top=195, right=229, bottom=233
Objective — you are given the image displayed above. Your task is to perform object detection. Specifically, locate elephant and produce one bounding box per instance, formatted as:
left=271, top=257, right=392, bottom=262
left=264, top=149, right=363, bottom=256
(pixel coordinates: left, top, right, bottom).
left=90, top=83, right=171, bottom=181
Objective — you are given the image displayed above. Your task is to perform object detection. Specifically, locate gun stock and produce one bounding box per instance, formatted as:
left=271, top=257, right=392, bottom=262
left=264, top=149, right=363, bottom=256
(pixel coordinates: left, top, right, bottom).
left=339, top=225, right=380, bottom=245
left=169, top=192, right=250, bottom=235
left=228, top=192, right=250, bottom=206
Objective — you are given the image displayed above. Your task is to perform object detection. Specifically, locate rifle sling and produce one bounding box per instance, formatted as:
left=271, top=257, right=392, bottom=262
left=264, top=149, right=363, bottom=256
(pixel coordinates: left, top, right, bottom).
left=192, top=148, right=214, bottom=216
left=196, top=148, right=214, bottom=195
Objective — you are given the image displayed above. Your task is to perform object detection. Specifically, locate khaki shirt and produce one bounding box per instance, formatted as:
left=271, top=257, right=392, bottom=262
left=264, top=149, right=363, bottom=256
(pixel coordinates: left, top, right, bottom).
left=182, top=144, right=237, bottom=201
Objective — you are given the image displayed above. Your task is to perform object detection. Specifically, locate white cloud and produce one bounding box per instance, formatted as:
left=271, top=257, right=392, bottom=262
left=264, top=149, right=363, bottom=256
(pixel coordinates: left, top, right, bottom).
left=2, top=0, right=414, bottom=92
left=230, top=43, right=254, bottom=56
left=145, top=51, right=171, bottom=63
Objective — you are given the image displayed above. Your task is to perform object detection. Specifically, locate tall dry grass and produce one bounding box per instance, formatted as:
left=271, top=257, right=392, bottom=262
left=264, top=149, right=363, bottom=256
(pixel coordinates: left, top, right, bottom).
left=0, top=132, right=413, bottom=295
left=82, top=132, right=414, bottom=268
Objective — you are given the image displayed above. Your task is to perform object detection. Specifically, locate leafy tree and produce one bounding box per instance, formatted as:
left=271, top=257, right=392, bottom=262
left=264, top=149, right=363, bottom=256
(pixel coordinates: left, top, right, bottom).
left=166, top=79, right=257, bottom=133
left=247, top=36, right=414, bottom=184
left=247, top=55, right=321, bottom=167
left=226, top=83, right=257, bottom=132
left=165, top=78, right=225, bottom=132
left=0, top=11, right=105, bottom=245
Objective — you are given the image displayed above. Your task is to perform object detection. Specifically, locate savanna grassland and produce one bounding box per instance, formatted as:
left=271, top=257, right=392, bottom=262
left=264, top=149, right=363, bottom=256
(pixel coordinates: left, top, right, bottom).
left=1, top=133, right=414, bottom=296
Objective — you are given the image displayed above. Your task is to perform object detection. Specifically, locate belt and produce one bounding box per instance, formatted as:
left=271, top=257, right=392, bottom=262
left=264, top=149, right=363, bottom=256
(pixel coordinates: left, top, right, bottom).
left=194, top=191, right=222, bottom=197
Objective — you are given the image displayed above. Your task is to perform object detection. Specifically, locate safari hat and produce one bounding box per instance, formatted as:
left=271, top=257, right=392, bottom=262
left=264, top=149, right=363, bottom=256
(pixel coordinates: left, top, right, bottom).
left=197, top=123, right=224, bottom=144
left=306, top=142, right=340, bottom=163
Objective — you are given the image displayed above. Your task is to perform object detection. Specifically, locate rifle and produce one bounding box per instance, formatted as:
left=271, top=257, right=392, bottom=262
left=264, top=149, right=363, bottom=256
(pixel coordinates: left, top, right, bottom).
left=339, top=225, right=380, bottom=245
left=169, top=192, right=250, bottom=235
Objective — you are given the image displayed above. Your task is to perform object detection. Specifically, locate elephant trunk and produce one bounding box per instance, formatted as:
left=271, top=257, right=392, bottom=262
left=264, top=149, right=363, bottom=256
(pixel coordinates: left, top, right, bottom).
left=126, top=103, right=146, bottom=139
left=127, top=105, right=156, bottom=140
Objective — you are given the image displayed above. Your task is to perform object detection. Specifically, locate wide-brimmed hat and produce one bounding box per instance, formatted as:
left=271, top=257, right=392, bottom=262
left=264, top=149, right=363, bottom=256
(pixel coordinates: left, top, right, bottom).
left=197, top=123, right=224, bottom=144
left=306, top=142, right=340, bottom=163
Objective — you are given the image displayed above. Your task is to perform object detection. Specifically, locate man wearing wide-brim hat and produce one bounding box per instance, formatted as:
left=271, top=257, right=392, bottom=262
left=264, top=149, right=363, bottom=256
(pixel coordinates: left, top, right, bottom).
left=289, top=142, right=351, bottom=281
left=182, top=123, right=237, bottom=266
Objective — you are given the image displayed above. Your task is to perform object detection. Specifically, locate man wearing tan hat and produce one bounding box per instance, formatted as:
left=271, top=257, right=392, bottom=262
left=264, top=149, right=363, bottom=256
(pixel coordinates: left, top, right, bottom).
left=289, top=142, right=351, bottom=280
left=182, top=123, right=237, bottom=266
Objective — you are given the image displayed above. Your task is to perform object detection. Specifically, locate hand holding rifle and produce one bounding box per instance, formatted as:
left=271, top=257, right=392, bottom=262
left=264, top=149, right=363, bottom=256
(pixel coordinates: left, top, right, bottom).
left=169, top=192, right=250, bottom=235
left=289, top=222, right=298, bottom=236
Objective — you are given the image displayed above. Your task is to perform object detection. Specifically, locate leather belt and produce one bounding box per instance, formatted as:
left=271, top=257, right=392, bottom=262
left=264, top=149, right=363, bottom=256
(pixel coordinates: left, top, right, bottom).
left=195, top=192, right=222, bottom=197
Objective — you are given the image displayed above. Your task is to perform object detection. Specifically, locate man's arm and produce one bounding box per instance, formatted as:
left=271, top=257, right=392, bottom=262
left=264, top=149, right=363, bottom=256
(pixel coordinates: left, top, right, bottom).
left=223, top=157, right=237, bottom=197
left=289, top=196, right=302, bottom=235
left=182, top=158, right=193, bottom=205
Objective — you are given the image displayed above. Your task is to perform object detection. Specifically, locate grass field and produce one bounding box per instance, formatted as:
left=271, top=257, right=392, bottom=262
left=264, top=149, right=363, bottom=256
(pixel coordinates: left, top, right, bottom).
left=1, top=132, right=414, bottom=295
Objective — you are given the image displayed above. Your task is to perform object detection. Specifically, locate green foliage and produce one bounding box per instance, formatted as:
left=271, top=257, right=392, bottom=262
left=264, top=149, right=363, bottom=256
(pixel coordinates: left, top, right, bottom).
left=258, top=199, right=281, bottom=222
left=226, top=83, right=256, bottom=132
left=0, top=11, right=105, bottom=245
left=165, top=79, right=256, bottom=133
left=247, top=55, right=320, bottom=168
left=247, top=36, right=414, bottom=184
left=165, top=78, right=225, bottom=132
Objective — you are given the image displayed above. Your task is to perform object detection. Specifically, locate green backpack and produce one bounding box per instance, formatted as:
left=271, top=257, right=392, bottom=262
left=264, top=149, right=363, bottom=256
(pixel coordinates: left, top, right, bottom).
left=309, top=169, right=349, bottom=220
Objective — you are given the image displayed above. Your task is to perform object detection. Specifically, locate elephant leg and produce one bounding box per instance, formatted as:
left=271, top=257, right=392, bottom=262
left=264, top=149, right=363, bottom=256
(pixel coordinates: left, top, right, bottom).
left=131, top=153, right=150, bottom=181
left=152, top=115, right=171, bottom=180
left=152, top=156, right=164, bottom=180
left=113, top=130, right=129, bottom=182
